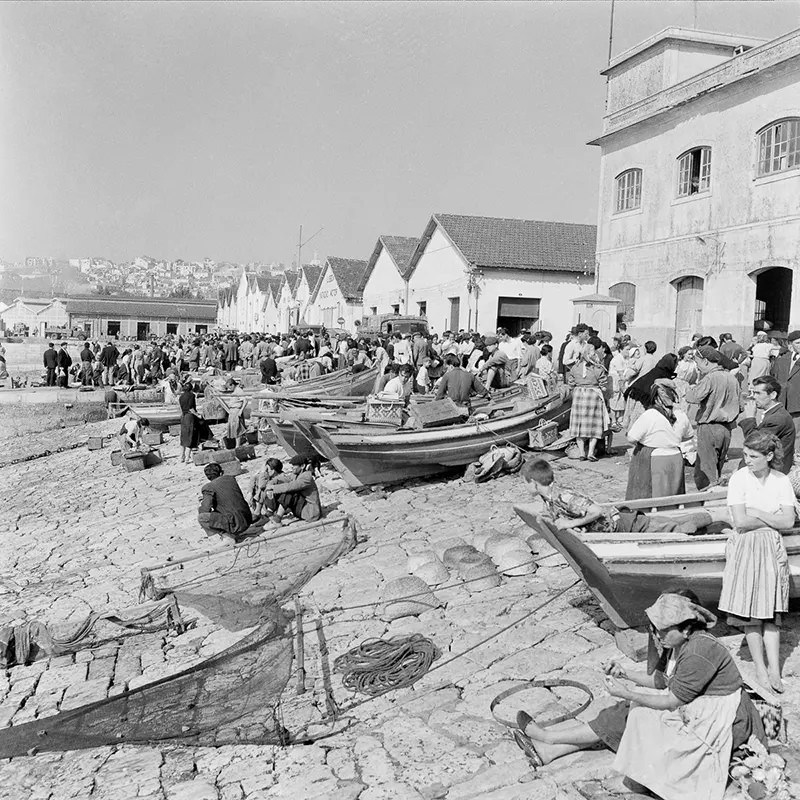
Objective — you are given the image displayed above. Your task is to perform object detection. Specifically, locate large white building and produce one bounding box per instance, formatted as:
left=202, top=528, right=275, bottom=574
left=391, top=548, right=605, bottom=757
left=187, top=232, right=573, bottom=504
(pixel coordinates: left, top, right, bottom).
left=591, top=27, right=800, bottom=349
left=307, top=257, right=370, bottom=331
left=405, top=214, right=595, bottom=338
left=361, top=236, right=418, bottom=317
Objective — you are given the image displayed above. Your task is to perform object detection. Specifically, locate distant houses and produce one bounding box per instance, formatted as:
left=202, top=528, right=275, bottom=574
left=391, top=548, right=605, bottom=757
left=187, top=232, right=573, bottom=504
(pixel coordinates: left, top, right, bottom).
left=217, top=213, right=597, bottom=341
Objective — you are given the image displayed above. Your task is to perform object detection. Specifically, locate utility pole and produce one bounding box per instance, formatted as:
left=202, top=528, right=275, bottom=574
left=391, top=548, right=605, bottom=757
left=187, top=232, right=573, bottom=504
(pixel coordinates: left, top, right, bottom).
left=296, top=225, right=324, bottom=272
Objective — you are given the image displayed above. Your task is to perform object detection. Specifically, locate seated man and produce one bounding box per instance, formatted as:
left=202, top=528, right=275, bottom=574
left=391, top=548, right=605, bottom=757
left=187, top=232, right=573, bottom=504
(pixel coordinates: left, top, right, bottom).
left=521, top=458, right=712, bottom=534
left=261, top=455, right=321, bottom=523
left=435, top=353, right=490, bottom=409
left=378, top=363, right=414, bottom=401
left=198, top=463, right=253, bottom=544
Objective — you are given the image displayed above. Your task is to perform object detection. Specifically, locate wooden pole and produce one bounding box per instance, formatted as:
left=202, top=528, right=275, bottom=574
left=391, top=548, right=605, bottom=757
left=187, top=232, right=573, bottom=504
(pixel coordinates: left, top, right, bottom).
left=294, top=596, right=306, bottom=695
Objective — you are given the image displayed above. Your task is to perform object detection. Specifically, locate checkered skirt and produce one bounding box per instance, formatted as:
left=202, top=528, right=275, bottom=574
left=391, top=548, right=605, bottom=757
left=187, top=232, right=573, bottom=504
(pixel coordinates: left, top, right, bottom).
left=569, top=386, right=610, bottom=440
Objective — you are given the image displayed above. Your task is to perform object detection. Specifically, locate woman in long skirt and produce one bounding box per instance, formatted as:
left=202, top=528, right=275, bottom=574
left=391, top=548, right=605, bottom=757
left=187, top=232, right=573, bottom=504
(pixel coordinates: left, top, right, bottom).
left=719, top=430, right=794, bottom=693
left=625, top=380, right=692, bottom=500
left=567, top=342, right=609, bottom=462
left=179, top=382, right=203, bottom=463
left=622, top=353, right=678, bottom=431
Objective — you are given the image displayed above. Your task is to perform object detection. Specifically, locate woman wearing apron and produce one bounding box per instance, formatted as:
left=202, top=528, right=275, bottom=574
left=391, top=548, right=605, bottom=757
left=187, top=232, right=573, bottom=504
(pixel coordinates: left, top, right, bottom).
left=514, top=592, right=765, bottom=800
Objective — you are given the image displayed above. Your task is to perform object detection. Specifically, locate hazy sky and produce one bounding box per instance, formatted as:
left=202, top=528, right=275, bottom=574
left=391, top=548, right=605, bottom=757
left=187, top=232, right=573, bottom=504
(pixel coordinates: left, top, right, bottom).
left=1, top=1, right=797, bottom=266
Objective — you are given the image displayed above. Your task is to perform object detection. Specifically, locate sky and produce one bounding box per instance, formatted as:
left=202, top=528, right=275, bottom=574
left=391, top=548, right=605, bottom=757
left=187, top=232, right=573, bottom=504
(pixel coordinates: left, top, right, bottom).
left=1, top=1, right=798, bottom=267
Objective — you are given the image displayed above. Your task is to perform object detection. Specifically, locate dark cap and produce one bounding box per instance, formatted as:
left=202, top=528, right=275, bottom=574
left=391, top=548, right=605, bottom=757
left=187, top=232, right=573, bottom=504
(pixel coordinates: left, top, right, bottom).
left=289, top=455, right=306, bottom=466
left=204, top=463, right=223, bottom=480
left=696, top=345, right=723, bottom=363
left=788, top=331, right=800, bottom=342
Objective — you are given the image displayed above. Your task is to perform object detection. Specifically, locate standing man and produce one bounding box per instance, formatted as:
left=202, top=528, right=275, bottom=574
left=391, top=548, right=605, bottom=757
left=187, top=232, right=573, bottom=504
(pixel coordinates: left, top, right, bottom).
left=43, top=342, right=58, bottom=386
left=223, top=336, right=239, bottom=371
left=686, top=346, right=741, bottom=489
left=770, top=329, right=800, bottom=454
left=739, top=375, right=795, bottom=474
left=80, top=341, right=94, bottom=386
left=56, top=342, right=72, bottom=388
left=99, top=340, right=119, bottom=386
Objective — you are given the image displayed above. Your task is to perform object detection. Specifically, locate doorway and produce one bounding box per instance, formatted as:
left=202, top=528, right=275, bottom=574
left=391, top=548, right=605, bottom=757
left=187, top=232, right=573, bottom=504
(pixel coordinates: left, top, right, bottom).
left=448, top=297, right=461, bottom=331
left=754, top=267, right=792, bottom=334
left=673, top=276, right=704, bottom=349
left=137, top=321, right=150, bottom=340
left=496, top=297, right=541, bottom=336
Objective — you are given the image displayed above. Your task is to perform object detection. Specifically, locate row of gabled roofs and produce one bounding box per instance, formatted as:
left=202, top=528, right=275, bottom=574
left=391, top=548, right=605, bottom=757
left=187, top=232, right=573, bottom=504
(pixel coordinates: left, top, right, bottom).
left=221, top=212, right=597, bottom=306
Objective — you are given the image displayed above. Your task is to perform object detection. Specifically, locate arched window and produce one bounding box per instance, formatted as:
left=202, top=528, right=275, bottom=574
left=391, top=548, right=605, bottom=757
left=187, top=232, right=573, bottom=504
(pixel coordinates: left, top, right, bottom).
left=757, top=118, right=800, bottom=177
left=614, top=169, right=642, bottom=213
left=677, top=147, right=711, bottom=196
left=608, top=282, right=636, bottom=325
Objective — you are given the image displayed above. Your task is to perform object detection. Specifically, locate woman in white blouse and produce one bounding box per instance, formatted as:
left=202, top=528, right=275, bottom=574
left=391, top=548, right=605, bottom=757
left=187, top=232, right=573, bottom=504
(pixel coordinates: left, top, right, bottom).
left=625, top=379, right=693, bottom=500
left=719, top=430, right=794, bottom=693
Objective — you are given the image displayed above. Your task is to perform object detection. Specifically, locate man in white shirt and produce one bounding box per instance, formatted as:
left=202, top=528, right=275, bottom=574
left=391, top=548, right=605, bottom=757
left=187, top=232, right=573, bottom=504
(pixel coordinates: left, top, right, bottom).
left=560, top=324, right=589, bottom=373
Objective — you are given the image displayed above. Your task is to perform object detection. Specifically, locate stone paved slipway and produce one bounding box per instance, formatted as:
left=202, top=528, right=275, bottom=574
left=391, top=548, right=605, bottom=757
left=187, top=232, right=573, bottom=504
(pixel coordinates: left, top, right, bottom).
left=0, top=421, right=798, bottom=800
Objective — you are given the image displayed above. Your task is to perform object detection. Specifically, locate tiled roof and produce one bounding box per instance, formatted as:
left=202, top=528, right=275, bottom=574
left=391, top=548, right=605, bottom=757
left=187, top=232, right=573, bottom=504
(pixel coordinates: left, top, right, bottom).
left=327, top=257, right=370, bottom=301
left=65, top=297, right=218, bottom=321
left=263, top=277, right=283, bottom=304
left=366, top=235, right=419, bottom=281
left=255, top=275, right=272, bottom=292
left=281, top=270, right=301, bottom=295
left=407, top=214, right=597, bottom=276
left=301, top=264, right=324, bottom=295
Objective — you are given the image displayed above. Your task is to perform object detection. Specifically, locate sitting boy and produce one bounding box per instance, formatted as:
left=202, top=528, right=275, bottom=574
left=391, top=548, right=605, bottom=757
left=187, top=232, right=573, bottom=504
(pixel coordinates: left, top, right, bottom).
left=521, top=458, right=712, bottom=534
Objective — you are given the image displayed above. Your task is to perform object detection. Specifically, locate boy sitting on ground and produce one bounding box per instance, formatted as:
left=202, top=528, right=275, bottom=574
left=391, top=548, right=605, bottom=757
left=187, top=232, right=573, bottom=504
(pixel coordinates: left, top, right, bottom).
left=521, top=457, right=712, bottom=533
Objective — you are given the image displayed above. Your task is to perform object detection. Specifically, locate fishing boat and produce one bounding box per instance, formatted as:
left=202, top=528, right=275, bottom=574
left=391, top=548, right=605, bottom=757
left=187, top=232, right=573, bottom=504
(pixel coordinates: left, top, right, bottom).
left=259, top=365, right=380, bottom=399
left=514, top=490, right=800, bottom=629
left=128, top=403, right=183, bottom=427
left=291, top=392, right=570, bottom=488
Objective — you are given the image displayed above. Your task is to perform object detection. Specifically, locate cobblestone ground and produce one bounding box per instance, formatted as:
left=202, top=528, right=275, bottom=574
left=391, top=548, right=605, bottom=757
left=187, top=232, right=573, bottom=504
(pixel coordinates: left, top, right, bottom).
left=0, top=418, right=798, bottom=800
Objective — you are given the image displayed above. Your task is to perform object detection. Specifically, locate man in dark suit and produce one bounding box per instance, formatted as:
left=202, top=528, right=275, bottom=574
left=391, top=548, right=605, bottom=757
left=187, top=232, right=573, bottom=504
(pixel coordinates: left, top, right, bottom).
left=739, top=375, right=795, bottom=473
left=56, top=343, right=72, bottom=388
left=43, top=342, right=58, bottom=386
left=770, top=329, right=800, bottom=453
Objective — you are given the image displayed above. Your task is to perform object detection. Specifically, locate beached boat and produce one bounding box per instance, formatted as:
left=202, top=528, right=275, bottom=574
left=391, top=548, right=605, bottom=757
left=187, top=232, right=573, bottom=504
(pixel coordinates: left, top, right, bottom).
left=260, top=365, right=380, bottom=399
left=291, top=392, right=570, bottom=488
left=514, top=490, right=800, bottom=629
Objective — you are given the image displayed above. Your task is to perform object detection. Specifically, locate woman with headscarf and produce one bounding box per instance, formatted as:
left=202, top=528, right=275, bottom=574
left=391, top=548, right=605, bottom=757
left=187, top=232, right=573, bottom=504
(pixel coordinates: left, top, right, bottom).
left=625, top=379, right=693, bottom=499
left=622, top=352, right=679, bottom=431
left=179, top=381, right=204, bottom=463
left=513, top=590, right=765, bottom=800
left=748, top=330, right=777, bottom=387
left=567, top=340, right=609, bottom=462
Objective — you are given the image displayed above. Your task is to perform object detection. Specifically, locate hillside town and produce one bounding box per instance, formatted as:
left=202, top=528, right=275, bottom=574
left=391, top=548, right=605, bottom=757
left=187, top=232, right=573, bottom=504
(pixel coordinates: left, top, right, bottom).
left=2, top=7, right=800, bottom=800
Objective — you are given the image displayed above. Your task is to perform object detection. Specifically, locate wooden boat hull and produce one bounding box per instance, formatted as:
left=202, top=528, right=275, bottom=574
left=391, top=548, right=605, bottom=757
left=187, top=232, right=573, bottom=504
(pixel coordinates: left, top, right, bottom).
left=295, top=394, right=571, bottom=488
left=514, top=496, right=800, bottom=629
left=129, top=404, right=182, bottom=427
left=260, top=366, right=379, bottom=399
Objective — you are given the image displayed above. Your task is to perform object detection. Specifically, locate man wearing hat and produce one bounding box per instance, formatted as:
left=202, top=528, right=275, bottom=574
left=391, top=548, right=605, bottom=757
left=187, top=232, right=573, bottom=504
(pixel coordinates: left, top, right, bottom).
left=198, top=462, right=253, bottom=544
left=43, top=342, right=58, bottom=386
left=686, top=345, right=741, bottom=489
left=770, top=329, right=800, bottom=452
left=477, top=335, right=512, bottom=390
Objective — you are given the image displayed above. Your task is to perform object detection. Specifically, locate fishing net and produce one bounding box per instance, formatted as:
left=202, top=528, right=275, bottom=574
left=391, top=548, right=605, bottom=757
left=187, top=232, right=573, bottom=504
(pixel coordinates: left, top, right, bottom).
left=0, top=515, right=356, bottom=758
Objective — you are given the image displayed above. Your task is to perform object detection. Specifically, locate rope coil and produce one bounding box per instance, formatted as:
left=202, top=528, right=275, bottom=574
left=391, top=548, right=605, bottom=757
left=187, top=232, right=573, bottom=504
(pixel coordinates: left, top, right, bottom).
left=333, top=634, right=440, bottom=696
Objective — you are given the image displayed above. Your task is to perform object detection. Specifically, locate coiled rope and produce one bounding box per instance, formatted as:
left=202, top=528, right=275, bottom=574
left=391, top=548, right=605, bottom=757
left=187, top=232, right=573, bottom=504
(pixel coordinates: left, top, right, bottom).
left=333, top=634, right=440, bottom=696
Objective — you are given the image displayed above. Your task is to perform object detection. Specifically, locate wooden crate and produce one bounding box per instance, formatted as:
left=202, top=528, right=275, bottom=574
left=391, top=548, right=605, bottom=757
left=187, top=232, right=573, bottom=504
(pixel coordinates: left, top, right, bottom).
left=193, top=450, right=213, bottom=466
left=110, top=450, right=123, bottom=466
left=366, top=397, right=404, bottom=424
left=409, top=398, right=464, bottom=428
left=222, top=460, right=244, bottom=476
left=245, top=430, right=259, bottom=445
left=144, top=450, right=162, bottom=468
left=211, top=449, right=237, bottom=465
left=524, top=374, right=549, bottom=400
left=87, top=437, right=104, bottom=451
left=143, top=431, right=163, bottom=446
left=528, top=421, right=559, bottom=449
left=234, top=444, right=256, bottom=462
left=122, top=453, right=147, bottom=472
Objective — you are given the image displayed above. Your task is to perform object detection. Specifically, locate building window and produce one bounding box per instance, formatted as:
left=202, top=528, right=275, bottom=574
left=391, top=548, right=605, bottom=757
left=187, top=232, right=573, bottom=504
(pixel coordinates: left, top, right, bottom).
left=614, top=169, right=642, bottom=213
left=107, top=320, right=120, bottom=337
left=166, top=323, right=178, bottom=335
left=677, top=147, right=711, bottom=196
left=369, top=306, right=377, bottom=316
left=391, top=304, right=400, bottom=314
left=609, top=282, right=636, bottom=326
left=757, top=118, right=800, bottom=176
left=418, top=301, right=427, bottom=317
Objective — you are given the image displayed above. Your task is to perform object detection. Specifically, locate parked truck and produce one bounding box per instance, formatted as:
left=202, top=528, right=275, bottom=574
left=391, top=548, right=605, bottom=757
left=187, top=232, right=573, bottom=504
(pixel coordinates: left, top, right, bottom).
left=357, top=313, right=429, bottom=338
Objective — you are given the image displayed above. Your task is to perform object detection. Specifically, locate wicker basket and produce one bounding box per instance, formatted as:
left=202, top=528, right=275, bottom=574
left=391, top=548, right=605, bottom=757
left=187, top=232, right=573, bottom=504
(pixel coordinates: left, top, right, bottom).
left=462, top=562, right=502, bottom=593
left=382, top=576, right=441, bottom=621
left=366, top=397, right=405, bottom=424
